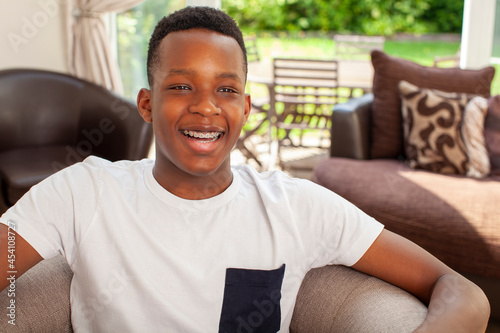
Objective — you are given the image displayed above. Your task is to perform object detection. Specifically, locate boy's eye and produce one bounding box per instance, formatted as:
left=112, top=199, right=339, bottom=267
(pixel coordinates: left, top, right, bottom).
left=170, top=85, right=190, bottom=90
left=219, top=87, right=237, bottom=93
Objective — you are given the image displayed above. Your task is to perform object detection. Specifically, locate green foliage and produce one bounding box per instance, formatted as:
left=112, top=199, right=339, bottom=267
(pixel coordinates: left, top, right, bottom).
left=421, top=0, right=464, bottom=33
left=222, top=0, right=464, bottom=36
left=222, top=0, right=287, bottom=30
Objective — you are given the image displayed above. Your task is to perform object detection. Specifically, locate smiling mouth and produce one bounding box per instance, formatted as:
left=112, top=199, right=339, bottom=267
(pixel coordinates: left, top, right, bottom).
left=181, top=130, right=223, bottom=142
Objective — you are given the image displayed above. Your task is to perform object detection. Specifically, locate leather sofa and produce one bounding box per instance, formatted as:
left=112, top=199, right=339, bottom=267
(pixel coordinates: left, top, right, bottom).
left=313, top=93, right=500, bottom=321
left=0, top=69, right=154, bottom=215
left=0, top=256, right=427, bottom=332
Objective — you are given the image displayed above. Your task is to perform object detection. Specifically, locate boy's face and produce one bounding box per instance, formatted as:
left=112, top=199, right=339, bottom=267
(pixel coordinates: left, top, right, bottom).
left=138, top=29, right=251, bottom=182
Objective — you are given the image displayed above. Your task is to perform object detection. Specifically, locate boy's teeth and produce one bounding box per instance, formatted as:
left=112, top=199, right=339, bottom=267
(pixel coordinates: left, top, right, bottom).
left=182, top=130, right=221, bottom=140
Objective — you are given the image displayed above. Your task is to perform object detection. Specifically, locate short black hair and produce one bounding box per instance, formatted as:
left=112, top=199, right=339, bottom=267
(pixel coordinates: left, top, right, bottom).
left=146, top=6, right=247, bottom=88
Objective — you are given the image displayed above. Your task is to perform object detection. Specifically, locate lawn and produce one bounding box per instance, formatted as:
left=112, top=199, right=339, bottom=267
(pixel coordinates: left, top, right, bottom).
left=247, top=34, right=500, bottom=95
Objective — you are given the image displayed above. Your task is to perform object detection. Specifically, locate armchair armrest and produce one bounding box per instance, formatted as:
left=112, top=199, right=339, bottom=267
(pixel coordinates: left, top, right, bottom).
left=0, top=256, right=73, bottom=332
left=330, top=94, right=373, bottom=159
left=290, top=265, right=427, bottom=333
left=0, top=256, right=427, bottom=332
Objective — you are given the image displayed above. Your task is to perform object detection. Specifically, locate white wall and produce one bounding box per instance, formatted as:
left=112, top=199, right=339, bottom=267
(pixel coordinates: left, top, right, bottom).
left=0, top=0, right=68, bottom=73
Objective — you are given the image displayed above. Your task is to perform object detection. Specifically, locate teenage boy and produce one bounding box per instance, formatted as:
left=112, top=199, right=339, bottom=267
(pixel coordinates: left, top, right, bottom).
left=0, top=6, right=490, bottom=332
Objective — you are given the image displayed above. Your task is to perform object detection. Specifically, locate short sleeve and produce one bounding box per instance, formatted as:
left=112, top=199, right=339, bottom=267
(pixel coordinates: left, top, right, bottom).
left=0, top=157, right=103, bottom=265
left=293, top=179, right=384, bottom=268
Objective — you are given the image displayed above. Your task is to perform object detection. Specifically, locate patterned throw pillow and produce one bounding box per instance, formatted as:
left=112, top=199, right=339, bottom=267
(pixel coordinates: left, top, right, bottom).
left=462, top=97, right=490, bottom=178
left=370, top=50, right=495, bottom=159
left=399, top=80, right=470, bottom=175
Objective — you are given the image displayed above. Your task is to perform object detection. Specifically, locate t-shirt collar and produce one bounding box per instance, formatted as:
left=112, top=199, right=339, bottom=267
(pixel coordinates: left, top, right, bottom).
left=144, top=163, right=241, bottom=212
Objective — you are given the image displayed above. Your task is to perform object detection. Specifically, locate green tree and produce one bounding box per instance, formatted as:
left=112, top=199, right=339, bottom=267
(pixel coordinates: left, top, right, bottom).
left=421, top=0, right=464, bottom=33
left=222, top=0, right=463, bottom=35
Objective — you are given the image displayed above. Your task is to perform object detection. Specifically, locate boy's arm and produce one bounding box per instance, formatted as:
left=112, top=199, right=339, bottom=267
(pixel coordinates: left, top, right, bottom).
left=1, top=223, right=43, bottom=292
left=352, top=229, right=490, bottom=333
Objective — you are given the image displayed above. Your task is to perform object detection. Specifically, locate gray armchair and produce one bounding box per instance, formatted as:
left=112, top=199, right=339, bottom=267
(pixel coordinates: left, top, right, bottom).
left=0, top=256, right=427, bottom=332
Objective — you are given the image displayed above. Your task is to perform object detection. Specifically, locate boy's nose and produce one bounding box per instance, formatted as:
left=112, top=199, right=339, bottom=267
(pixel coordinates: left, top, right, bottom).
left=188, top=92, right=221, bottom=116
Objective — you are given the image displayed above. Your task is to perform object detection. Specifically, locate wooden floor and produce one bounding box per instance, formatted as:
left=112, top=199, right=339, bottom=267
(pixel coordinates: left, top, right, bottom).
left=231, top=143, right=328, bottom=180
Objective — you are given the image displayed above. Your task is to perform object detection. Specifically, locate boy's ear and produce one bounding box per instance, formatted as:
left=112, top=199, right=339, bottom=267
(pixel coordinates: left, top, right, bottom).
left=137, top=88, right=153, bottom=123
left=243, top=93, right=252, bottom=122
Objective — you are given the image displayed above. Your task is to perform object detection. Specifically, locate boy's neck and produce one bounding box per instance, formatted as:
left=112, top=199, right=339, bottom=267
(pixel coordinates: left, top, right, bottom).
left=152, top=159, right=234, bottom=200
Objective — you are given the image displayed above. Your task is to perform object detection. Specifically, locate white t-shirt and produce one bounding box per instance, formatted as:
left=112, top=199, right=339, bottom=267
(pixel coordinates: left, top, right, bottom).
left=1, top=156, right=383, bottom=332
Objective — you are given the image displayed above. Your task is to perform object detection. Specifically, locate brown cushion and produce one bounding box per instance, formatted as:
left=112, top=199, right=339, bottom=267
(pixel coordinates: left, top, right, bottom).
left=399, top=80, right=470, bottom=175
left=370, top=50, right=495, bottom=159
left=313, top=158, right=500, bottom=279
left=486, top=95, right=500, bottom=175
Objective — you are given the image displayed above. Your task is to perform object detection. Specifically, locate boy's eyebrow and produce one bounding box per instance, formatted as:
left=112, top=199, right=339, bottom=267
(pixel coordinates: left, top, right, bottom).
left=166, top=68, right=243, bottom=83
left=167, top=68, right=194, bottom=76
left=216, top=72, right=243, bottom=84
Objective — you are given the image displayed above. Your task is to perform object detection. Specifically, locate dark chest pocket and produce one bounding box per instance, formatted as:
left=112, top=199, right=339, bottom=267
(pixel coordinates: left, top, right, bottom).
left=218, top=264, right=286, bottom=333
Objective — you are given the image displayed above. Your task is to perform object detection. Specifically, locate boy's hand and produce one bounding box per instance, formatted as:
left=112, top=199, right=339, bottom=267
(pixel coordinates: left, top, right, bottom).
left=353, top=229, right=490, bottom=332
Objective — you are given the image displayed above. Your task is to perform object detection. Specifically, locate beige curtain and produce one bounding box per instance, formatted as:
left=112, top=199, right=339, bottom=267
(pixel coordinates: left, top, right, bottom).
left=66, top=0, right=146, bottom=94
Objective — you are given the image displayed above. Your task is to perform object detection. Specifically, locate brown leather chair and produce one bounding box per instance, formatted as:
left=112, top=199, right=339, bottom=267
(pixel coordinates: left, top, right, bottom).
left=0, top=69, right=154, bottom=214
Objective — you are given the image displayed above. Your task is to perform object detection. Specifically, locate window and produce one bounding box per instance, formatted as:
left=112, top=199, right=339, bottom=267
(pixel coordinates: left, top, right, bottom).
left=117, top=0, right=187, bottom=99
left=492, top=0, right=500, bottom=64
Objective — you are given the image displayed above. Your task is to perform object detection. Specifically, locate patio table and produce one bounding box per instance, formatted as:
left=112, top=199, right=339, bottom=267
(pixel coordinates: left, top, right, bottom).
left=248, top=59, right=373, bottom=92
left=240, top=59, right=374, bottom=169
